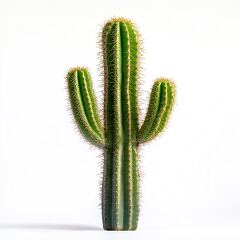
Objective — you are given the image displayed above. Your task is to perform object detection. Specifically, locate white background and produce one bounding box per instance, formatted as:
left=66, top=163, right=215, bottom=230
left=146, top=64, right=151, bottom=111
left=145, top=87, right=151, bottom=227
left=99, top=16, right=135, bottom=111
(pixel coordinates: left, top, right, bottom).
left=0, top=0, right=240, bottom=239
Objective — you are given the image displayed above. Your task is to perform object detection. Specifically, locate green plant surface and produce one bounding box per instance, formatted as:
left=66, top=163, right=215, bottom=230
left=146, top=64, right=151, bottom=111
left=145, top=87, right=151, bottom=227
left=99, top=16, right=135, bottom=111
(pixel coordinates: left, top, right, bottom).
left=66, top=17, right=175, bottom=231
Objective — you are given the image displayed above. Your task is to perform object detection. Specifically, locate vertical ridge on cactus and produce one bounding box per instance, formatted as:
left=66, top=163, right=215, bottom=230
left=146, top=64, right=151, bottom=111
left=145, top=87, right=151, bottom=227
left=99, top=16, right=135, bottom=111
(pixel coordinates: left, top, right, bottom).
left=66, top=17, right=176, bottom=231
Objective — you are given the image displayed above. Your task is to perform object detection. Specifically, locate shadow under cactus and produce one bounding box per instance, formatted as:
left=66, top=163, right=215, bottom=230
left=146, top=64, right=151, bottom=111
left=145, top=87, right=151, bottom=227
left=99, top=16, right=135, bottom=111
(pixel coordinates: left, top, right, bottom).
left=0, top=223, right=101, bottom=231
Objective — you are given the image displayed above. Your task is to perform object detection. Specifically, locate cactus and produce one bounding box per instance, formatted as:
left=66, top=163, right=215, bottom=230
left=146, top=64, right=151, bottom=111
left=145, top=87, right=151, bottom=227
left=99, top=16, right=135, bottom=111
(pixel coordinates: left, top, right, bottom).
left=66, top=17, right=175, bottom=231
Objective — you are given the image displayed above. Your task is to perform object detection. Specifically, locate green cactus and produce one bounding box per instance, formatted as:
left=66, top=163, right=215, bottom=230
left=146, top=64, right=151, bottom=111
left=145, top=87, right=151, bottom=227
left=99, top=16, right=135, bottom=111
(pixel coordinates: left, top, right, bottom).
left=66, top=17, right=175, bottom=231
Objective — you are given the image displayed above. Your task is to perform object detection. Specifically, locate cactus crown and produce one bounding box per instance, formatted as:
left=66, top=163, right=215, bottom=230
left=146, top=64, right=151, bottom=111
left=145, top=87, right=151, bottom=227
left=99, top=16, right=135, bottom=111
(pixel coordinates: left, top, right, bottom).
left=66, top=17, right=175, bottom=231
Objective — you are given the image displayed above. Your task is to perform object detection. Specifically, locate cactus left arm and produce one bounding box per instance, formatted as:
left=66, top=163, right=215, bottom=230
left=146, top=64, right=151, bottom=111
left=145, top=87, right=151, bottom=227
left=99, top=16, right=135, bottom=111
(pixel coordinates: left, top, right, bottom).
left=67, top=67, right=105, bottom=148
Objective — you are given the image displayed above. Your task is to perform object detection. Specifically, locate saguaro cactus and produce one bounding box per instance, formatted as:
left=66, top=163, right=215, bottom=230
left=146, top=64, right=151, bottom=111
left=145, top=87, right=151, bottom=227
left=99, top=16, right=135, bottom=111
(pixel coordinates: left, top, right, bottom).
left=67, top=17, right=175, bottom=231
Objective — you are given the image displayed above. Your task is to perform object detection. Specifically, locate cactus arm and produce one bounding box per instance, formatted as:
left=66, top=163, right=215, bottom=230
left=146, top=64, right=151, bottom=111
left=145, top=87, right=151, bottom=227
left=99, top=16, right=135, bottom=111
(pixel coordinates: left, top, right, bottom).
left=67, top=68, right=105, bottom=148
left=138, top=79, right=175, bottom=144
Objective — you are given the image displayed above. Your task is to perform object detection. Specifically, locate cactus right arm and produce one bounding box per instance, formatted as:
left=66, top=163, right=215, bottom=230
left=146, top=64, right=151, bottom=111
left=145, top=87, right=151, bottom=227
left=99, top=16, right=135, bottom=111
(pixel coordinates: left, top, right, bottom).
left=138, top=79, right=175, bottom=144
left=67, top=68, right=105, bottom=148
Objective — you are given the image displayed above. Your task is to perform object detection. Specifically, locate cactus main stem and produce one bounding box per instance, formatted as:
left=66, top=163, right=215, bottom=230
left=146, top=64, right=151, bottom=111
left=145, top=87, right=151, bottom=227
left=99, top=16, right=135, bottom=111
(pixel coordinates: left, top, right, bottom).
left=102, top=21, right=139, bottom=230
